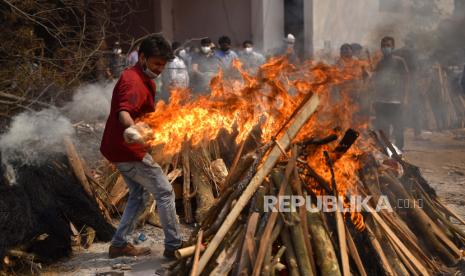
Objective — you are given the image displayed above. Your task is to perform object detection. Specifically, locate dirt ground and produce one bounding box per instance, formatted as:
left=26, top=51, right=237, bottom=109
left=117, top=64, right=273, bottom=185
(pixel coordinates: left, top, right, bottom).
left=403, top=129, right=465, bottom=232
left=40, top=129, right=465, bottom=276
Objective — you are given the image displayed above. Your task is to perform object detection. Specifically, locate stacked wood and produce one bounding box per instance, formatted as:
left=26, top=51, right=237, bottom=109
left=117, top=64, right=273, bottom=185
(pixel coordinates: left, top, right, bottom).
left=419, top=64, right=465, bottom=130
left=165, top=94, right=465, bottom=276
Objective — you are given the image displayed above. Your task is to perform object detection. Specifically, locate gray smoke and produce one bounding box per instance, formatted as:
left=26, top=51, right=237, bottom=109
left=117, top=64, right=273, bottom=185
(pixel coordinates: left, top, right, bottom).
left=63, top=81, right=114, bottom=122
left=0, top=108, right=74, bottom=165
left=0, top=81, right=115, bottom=166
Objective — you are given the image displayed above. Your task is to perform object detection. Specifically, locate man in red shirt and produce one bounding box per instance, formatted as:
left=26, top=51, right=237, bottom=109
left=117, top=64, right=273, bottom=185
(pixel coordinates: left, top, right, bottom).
left=101, top=35, right=182, bottom=259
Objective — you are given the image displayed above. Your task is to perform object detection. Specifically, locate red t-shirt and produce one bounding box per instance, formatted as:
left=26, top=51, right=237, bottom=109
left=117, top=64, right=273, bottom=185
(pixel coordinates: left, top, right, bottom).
left=100, top=64, right=156, bottom=162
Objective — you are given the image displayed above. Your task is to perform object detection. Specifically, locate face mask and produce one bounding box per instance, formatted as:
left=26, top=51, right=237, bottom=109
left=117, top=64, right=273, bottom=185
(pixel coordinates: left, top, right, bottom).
left=221, top=46, right=230, bottom=53
left=201, top=46, right=211, bottom=54
left=245, top=47, right=253, bottom=54
left=142, top=60, right=158, bottom=79
left=113, top=48, right=122, bottom=55
left=382, top=47, right=393, bottom=56
left=179, top=49, right=187, bottom=58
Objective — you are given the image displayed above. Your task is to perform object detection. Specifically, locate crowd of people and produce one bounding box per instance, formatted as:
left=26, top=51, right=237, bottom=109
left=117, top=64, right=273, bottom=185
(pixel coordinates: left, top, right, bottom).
left=105, top=34, right=301, bottom=99
left=103, top=33, right=432, bottom=152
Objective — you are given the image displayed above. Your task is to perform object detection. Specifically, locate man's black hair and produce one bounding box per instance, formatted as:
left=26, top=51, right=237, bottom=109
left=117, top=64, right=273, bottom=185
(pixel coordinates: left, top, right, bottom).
left=172, top=41, right=181, bottom=51
left=218, top=36, right=231, bottom=45
left=381, top=36, right=395, bottom=47
left=138, top=35, right=174, bottom=61
left=243, top=40, right=253, bottom=47
left=351, top=43, right=362, bottom=52
left=340, top=43, right=352, bottom=51
left=200, top=38, right=212, bottom=46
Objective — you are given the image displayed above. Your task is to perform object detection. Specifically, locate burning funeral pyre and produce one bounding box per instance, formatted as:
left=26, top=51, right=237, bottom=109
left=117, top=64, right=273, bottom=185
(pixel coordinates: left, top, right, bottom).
left=126, top=57, right=464, bottom=275
left=0, top=55, right=464, bottom=275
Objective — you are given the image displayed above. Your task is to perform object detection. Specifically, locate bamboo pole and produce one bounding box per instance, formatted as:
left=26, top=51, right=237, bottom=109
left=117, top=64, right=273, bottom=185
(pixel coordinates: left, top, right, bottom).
left=182, top=140, right=194, bottom=223
left=364, top=204, right=430, bottom=276
left=194, top=94, right=319, bottom=275
left=190, top=230, right=203, bottom=276
left=345, top=226, right=367, bottom=276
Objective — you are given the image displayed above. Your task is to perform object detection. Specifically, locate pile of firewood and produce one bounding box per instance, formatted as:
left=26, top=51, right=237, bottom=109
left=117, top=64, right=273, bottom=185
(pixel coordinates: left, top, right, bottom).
left=0, top=137, right=115, bottom=274
left=158, top=94, right=465, bottom=276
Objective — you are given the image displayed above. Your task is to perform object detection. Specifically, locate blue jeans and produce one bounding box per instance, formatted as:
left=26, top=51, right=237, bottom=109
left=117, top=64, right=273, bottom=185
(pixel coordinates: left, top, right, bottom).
left=111, top=154, right=181, bottom=251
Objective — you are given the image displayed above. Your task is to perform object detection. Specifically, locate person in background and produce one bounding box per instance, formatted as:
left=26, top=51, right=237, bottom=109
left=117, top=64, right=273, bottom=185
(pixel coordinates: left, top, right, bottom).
left=100, top=35, right=183, bottom=260
left=109, top=41, right=126, bottom=79
left=280, top=33, right=299, bottom=64
left=238, top=40, right=265, bottom=75
left=336, top=43, right=370, bottom=124
left=126, top=44, right=139, bottom=67
left=160, top=42, right=189, bottom=102
left=191, top=38, right=221, bottom=94
left=215, top=35, right=238, bottom=70
left=395, top=37, right=426, bottom=140
left=372, top=36, right=409, bottom=150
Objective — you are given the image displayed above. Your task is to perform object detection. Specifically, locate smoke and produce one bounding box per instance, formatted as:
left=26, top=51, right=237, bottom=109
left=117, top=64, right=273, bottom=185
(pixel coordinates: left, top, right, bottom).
left=0, top=81, right=115, bottom=166
left=63, top=81, right=114, bottom=122
left=0, top=108, right=74, bottom=165
left=313, top=0, right=454, bottom=52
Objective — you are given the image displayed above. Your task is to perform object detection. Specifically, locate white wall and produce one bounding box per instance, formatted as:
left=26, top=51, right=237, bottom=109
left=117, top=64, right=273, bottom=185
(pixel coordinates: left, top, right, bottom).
left=312, top=0, right=454, bottom=52
left=252, top=0, right=285, bottom=54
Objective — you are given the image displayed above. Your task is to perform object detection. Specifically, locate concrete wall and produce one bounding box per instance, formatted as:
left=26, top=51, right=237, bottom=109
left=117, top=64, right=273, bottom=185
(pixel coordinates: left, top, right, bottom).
left=171, top=0, right=252, bottom=47
left=252, top=0, right=285, bottom=54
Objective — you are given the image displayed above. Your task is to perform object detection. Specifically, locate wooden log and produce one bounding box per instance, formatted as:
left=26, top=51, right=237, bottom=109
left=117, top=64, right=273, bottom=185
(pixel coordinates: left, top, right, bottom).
left=345, top=226, right=367, bottom=276
left=210, top=227, right=244, bottom=275
left=182, top=140, right=194, bottom=223
left=108, top=175, right=129, bottom=207
left=365, top=224, right=395, bottom=276
left=324, top=151, right=349, bottom=276
left=190, top=229, right=203, bottom=276
left=291, top=153, right=317, bottom=275
left=235, top=212, right=260, bottom=276
left=306, top=206, right=341, bottom=276
left=279, top=228, right=300, bottom=276
left=190, top=146, right=215, bottom=222
left=363, top=204, right=430, bottom=275
left=271, top=169, right=314, bottom=276
left=195, top=94, right=319, bottom=275
left=63, top=136, right=112, bottom=223
left=380, top=172, right=459, bottom=265
left=176, top=244, right=206, bottom=259
left=252, top=172, right=290, bottom=276
left=370, top=220, right=409, bottom=276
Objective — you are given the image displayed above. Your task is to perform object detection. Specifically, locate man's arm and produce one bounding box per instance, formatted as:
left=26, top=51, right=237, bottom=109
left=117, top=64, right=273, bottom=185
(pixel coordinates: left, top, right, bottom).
left=118, top=110, right=135, bottom=128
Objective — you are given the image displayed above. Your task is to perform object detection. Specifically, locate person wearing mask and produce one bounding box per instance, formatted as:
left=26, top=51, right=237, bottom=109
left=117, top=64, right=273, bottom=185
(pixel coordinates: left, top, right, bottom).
left=280, top=33, right=299, bottom=64
left=100, top=35, right=183, bottom=260
left=160, top=42, right=189, bottom=102
left=109, top=41, right=126, bottom=78
left=335, top=44, right=369, bottom=123
left=191, top=38, right=221, bottom=94
left=395, top=37, right=426, bottom=140
left=372, top=36, right=409, bottom=150
left=238, top=40, right=265, bottom=75
left=215, top=36, right=238, bottom=70
left=126, top=44, right=139, bottom=67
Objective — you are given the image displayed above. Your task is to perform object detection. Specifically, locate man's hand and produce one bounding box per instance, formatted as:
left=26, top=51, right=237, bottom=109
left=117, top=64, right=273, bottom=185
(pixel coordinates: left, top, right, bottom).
left=123, top=123, right=153, bottom=144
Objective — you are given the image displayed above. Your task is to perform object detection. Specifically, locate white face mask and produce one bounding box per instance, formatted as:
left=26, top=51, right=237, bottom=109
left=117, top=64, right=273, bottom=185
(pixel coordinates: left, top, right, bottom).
left=245, top=47, right=253, bottom=54
left=142, top=60, right=158, bottom=79
left=201, top=46, right=211, bottom=54
left=179, top=49, right=187, bottom=58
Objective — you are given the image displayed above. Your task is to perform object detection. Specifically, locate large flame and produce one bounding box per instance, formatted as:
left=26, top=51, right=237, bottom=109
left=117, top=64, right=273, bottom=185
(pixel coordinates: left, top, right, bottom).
left=140, top=55, right=369, bottom=230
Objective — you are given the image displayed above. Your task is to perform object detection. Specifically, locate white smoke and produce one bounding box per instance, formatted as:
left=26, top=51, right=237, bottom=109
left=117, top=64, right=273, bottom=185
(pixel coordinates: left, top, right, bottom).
left=63, top=81, right=114, bottom=122
left=0, top=108, right=74, bottom=165
left=0, top=81, right=116, bottom=166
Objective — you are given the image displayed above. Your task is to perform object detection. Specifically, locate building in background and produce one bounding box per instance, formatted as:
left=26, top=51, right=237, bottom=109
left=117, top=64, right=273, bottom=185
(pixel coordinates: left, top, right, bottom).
left=118, top=0, right=314, bottom=59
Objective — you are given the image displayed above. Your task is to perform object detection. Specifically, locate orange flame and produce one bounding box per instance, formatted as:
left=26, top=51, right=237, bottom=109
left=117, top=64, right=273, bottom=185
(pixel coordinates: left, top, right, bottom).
left=140, top=56, right=369, bottom=230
